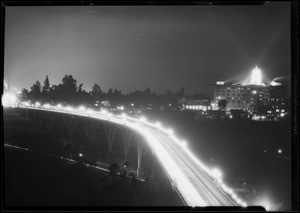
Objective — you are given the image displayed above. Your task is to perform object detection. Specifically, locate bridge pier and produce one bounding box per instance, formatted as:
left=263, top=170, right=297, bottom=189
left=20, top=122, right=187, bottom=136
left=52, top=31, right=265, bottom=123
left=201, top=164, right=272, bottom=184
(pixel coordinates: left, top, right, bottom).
left=25, top=107, right=28, bottom=118
left=62, top=114, right=78, bottom=142
left=136, top=134, right=144, bottom=180
left=104, top=122, right=118, bottom=154
left=41, top=111, right=56, bottom=133
left=83, top=118, right=99, bottom=145
left=120, top=126, right=133, bottom=162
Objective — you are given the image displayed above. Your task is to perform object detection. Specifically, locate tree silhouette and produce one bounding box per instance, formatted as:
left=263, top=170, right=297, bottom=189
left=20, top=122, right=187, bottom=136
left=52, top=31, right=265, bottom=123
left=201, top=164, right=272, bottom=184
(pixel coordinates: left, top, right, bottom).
left=144, top=88, right=151, bottom=95
left=78, top=84, right=83, bottom=93
left=91, top=84, right=102, bottom=100
left=42, top=75, right=51, bottom=94
left=61, top=75, right=77, bottom=94
left=179, top=87, right=185, bottom=98
left=19, top=88, right=29, bottom=101
left=29, top=81, right=41, bottom=102
left=41, top=75, right=51, bottom=102
left=76, top=83, right=93, bottom=106
left=107, top=88, right=113, bottom=96
left=59, top=75, right=78, bottom=105
left=218, top=99, right=227, bottom=110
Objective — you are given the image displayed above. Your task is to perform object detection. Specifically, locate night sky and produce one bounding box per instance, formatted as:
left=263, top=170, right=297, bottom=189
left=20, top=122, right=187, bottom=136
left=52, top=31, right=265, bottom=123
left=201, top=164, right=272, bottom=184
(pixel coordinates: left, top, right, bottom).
left=4, top=2, right=290, bottom=94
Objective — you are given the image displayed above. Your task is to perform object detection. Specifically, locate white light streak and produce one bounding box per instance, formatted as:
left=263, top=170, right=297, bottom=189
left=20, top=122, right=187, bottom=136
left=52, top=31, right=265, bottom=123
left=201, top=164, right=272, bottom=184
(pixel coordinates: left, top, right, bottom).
left=78, top=105, right=86, bottom=111
left=2, top=92, right=18, bottom=107
left=250, top=66, right=262, bottom=85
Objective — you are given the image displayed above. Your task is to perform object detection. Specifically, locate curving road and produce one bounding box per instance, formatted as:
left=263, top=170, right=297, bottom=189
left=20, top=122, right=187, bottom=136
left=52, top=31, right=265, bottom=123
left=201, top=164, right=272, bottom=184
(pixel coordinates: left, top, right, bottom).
left=8, top=102, right=246, bottom=207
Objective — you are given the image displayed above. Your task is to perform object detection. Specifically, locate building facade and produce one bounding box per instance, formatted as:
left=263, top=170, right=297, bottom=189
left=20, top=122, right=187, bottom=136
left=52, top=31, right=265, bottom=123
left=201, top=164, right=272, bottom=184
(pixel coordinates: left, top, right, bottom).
left=210, top=81, right=287, bottom=117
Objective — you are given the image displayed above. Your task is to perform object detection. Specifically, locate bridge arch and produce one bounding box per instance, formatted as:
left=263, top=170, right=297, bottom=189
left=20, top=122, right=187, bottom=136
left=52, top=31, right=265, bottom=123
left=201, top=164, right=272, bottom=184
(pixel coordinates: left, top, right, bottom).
left=20, top=106, right=151, bottom=180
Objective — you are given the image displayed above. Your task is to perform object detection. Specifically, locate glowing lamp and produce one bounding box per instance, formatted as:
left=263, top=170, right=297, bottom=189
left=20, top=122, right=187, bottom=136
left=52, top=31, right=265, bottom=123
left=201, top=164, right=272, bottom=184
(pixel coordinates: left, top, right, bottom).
left=43, top=103, right=51, bottom=109
left=87, top=109, right=94, bottom=114
left=56, top=104, right=62, bottom=108
left=66, top=106, right=75, bottom=112
left=167, top=128, right=174, bottom=135
left=121, top=113, right=127, bottom=119
left=139, top=116, right=147, bottom=122
left=35, top=102, right=41, bottom=107
left=211, top=167, right=223, bottom=179
left=78, top=106, right=86, bottom=111
left=101, top=109, right=108, bottom=114
left=155, top=121, right=162, bottom=128
left=181, top=140, right=187, bottom=147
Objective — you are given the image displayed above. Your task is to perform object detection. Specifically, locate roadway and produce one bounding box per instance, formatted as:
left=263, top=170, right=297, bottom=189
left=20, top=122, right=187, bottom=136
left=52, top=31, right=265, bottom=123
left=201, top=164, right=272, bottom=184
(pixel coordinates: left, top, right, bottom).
left=146, top=127, right=237, bottom=206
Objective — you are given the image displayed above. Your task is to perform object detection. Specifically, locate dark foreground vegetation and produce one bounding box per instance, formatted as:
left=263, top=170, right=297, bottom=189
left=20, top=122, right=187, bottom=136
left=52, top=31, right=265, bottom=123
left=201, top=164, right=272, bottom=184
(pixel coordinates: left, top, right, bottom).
left=4, top=147, right=182, bottom=206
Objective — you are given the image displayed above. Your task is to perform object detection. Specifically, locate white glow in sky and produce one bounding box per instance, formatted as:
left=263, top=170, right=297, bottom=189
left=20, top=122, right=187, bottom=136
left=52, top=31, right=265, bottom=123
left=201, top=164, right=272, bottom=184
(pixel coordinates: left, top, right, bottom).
left=250, top=66, right=262, bottom=85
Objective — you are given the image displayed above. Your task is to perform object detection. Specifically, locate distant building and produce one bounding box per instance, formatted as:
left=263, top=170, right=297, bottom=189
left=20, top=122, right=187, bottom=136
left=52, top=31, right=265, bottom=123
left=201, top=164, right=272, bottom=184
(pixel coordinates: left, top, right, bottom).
left=179, top=98, right=211, bottom=111
left=210, top=67, right=288, bottom=119
left=210, top=83, right=274, bottom=112
left=101, top=100, right=110, bottom=107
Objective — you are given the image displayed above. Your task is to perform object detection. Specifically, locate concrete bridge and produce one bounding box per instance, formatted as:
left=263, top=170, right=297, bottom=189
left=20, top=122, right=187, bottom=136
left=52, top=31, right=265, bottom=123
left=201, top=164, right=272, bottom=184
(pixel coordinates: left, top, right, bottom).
left=4, top=101, right=247, bottom=207
left=17, top=106, right=147, bottom=179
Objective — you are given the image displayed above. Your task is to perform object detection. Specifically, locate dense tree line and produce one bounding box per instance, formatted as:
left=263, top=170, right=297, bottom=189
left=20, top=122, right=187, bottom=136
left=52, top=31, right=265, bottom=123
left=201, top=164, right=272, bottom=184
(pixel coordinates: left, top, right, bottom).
left=19, top=75, right=210, bottom=107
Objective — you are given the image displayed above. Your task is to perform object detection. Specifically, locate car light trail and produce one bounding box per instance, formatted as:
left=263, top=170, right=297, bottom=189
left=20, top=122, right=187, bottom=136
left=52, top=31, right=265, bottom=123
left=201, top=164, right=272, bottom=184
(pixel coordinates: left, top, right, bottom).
left=5, top=99, right=247, bottom=207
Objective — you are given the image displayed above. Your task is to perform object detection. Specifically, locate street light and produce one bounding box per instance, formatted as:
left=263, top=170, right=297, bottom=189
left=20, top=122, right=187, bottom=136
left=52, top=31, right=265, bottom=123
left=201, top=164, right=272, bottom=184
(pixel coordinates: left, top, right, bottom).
left=167, top=128, right=174, bottom=135
left=211, top=167, right=223, bottom=179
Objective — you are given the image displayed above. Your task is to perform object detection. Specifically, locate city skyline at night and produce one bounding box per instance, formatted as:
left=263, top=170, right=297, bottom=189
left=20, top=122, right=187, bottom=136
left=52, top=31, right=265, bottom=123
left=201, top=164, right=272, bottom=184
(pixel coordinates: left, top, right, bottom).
left=2, top=2, right=296, bottom=211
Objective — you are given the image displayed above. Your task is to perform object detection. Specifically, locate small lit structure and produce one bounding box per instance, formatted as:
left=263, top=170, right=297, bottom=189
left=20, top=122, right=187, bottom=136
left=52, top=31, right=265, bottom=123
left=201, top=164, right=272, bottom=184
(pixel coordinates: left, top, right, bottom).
left=101, top=100, right=110, bottom=107
left=270, top=81, right=282, bottom=86
left=180, top=98, right=210, bottom=111
left=117, top=105, right=124, bottom=111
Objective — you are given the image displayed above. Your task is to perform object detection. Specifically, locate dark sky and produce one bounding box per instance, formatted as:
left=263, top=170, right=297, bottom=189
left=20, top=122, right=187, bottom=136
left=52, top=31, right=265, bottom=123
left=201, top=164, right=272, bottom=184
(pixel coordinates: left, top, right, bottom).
left=4, top=2, right=290, bottom=94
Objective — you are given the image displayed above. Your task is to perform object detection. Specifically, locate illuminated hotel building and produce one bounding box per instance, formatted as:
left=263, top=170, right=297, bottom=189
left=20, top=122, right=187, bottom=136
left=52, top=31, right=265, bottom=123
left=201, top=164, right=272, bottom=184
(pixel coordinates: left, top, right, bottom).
left=210, top=67, right=287, bottom=116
